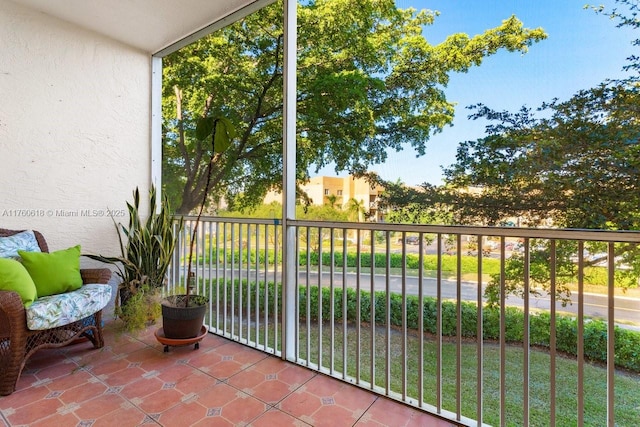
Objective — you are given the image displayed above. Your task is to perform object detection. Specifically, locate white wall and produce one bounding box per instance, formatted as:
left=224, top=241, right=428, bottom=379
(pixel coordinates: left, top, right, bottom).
left=0, top=0, right=152, bottom=264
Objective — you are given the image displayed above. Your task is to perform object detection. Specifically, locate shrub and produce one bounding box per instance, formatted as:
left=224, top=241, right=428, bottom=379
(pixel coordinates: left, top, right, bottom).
left=303, top=251, right=500, bottom=276
left=203, top=279, right=640, bottom=372
left=615, top=328, right=640, bottom=371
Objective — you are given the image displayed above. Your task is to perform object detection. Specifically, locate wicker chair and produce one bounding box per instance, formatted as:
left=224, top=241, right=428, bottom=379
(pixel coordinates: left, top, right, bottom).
left=0, top=228, right=112, bottom=395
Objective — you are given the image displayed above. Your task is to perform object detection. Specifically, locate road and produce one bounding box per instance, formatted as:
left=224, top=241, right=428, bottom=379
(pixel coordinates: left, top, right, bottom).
left=295, top=271, right=640, bottom=325
left=193, top=268, right=640, bottom=326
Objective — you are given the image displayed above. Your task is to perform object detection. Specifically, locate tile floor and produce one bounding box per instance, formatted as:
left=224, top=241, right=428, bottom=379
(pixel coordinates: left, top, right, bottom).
left=0, top=321, right=459, bottom=426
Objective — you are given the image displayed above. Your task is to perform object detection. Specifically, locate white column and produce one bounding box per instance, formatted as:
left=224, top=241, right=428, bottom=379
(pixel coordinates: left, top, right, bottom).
left=282, top=0, right=297, bottom=361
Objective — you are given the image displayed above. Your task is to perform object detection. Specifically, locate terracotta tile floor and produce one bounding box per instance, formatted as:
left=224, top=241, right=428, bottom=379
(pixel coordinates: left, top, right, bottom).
left=0, top=321, right=458, bottom=426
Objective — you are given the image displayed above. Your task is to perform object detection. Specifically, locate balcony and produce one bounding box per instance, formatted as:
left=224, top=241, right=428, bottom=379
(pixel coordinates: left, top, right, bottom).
left=3, top=2, right=639, bottom=426
left=0, top=319, right=451, bottom=426
left=168, top=216, right=640, bottom=426
left=3, top=218, right=638, bottom=426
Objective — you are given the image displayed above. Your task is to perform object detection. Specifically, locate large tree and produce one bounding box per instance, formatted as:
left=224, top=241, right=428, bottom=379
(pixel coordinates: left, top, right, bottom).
left=378, top=0, right=640, bottom=304
left=162, top=0, right=546, bottom=214
left=379, top=0, right=639, bottom=230
left=379, top=79, right=640, bottom=304
left=443, top=83, right=640, bottom=229
left=443, top=0, right=639, bottom=229
left=375, top=178, right=452, bottom=224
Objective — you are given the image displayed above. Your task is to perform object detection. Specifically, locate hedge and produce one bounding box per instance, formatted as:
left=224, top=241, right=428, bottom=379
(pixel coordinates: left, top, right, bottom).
left=204, top=279, right=640, bottom=372
left=194, top=246, right=630, bottom=289
left=195, top=249, right=501, bottom=276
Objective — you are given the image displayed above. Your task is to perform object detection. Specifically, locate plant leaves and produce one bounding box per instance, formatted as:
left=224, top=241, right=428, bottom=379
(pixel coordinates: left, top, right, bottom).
left=213, top=117, right=235, bottom=153
left=195, top=117, right=215, bottom=141
left=195, top=116, right=235, bottom=153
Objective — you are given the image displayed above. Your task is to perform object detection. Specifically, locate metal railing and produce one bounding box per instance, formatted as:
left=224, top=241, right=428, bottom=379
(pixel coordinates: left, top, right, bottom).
left=168, top=216, right=640, bottom=426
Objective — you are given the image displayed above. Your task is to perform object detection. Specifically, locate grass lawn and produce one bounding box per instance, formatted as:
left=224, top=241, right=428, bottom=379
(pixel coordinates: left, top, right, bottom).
left=224, top=314, right=640, bottom=425
left=277, top=321, right=640, bottom=426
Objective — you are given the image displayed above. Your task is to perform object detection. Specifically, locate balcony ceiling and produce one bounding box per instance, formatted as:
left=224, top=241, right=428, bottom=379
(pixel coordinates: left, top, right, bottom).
left=10, top=0, right=264, bottom=53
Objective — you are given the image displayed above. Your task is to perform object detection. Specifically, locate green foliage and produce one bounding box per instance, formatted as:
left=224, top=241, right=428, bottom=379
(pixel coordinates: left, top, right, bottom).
left=87, top=186, right=182, bottom=290
left=195, top=116, right=236, bottom=153
left=345, top=198, right=366, bottom=222
left=115, top=286, right=161, bottom=332
left=483, top=240, right=640, bottom=307
left=220, top=202, right=351, bottom=222
left=86, top=186, right=182, bottom=326
left=374, top=2, right=640, bottom=307
left=443, top=83, right=640, bottom=230
left=205, top=278, right=640, bottom=372
left=377, top=179, right=454, bottom=225
left=298, top=250, right=500, bottom=277
left=195, top=243, right=632, bottom=293
left=584, top=266, right=639, bottom=288
left=208, top=279, right=283, bottom=316
left=445, top=3, right=640, bottom=304
left=198, top=247, right=279, bottom=266
left=163, top=0, right=546, bottom=213
left=194, top=244, right=501, bottom=278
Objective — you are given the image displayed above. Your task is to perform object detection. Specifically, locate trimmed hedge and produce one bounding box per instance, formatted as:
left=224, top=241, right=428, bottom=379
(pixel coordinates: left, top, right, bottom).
left=195, top=247, right=627, bottom=289
left=302, top=251, right=500, bottom=276
left=205, top=279, right=640, bottom=372
left=196, top=248, right=501, bottom=276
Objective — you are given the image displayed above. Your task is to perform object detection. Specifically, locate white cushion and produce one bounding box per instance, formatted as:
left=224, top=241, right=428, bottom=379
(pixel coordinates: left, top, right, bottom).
left=26, top=284, right=112, bottom=330
left=0, top=230, right=41, bottom=259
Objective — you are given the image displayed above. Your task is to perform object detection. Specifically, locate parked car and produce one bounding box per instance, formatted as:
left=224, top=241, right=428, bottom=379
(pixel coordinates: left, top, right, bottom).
left=405, top=236, right=420, bottom=245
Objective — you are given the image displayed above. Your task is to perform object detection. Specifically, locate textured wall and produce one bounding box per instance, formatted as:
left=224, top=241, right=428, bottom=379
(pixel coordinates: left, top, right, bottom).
left=0, top=0, right=152, bottom=264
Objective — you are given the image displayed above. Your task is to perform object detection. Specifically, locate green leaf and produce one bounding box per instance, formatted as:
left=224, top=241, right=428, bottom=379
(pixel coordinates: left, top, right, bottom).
left=213, top=117, right=235, bottom=153
left=195, top=117, right=215, bottom=141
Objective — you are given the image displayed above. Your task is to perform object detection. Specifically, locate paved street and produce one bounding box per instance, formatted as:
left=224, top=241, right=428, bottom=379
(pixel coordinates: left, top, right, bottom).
left=295, top=270, right=640, bottom=325
left=196, top=267, right=640, bottom=326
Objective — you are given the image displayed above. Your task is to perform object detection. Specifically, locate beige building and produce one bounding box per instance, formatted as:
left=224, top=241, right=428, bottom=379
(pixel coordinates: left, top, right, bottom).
left=264, top=175, right=386, bottom=221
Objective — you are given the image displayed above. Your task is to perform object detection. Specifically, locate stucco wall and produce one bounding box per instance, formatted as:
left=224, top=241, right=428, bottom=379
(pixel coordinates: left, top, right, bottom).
left=0, top=0, right=152, bottom=264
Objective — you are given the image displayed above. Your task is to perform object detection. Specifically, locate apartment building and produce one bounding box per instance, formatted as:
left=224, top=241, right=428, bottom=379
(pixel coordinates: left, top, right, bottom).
left=264, top=175, right=386, bottom=221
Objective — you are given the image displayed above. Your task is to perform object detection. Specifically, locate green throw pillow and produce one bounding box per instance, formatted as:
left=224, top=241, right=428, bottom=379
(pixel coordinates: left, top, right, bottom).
left=0, top=257, right=38, bottom=307
left=18, top=245, right=83, bottom=297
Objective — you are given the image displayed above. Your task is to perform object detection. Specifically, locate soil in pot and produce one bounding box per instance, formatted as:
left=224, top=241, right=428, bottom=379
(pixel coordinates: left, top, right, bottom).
left=161, top=294, right=209, bottom=339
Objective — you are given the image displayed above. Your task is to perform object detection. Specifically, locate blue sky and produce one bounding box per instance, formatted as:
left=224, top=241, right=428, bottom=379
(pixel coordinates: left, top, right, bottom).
left=316, top=0, right=637, bottom=186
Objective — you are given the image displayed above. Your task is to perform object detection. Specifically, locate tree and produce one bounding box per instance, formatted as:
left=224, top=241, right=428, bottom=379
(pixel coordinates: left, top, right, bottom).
left=345, top=198, right=366, bottom=222
left=221, top=201, right=350, bottom=251
left=373, top=0, right=640, bottom=305
left=443, top=83, right=640, bottom=230
left=162, top=0, right=547, bottom=214
left=441, top=0, right=640, bottom=230
left=325, top=194, right=338, bottom=209
left=441, top=1, right=640, bottom=304
left=376, top=178, right=453, bottom=225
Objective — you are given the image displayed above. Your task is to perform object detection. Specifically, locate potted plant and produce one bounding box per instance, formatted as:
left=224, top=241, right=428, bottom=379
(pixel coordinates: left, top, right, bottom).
left=87, top=185, right=182, bottom=331
left=159, top=115, right=235, bottom=339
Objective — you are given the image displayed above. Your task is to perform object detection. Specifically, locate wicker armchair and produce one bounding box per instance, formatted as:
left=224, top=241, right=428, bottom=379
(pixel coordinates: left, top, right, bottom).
left=0, top=228, right=112, bottom=395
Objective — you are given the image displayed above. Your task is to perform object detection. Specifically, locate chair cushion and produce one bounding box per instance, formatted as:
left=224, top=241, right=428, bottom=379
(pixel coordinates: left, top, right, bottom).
left=26, top=283, right=112, bottom=330
left=0, top=230, right=41, bottom=259
left=0, top=258, right=37, bottom=307
left=19, top=245, right=83, bottom=297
